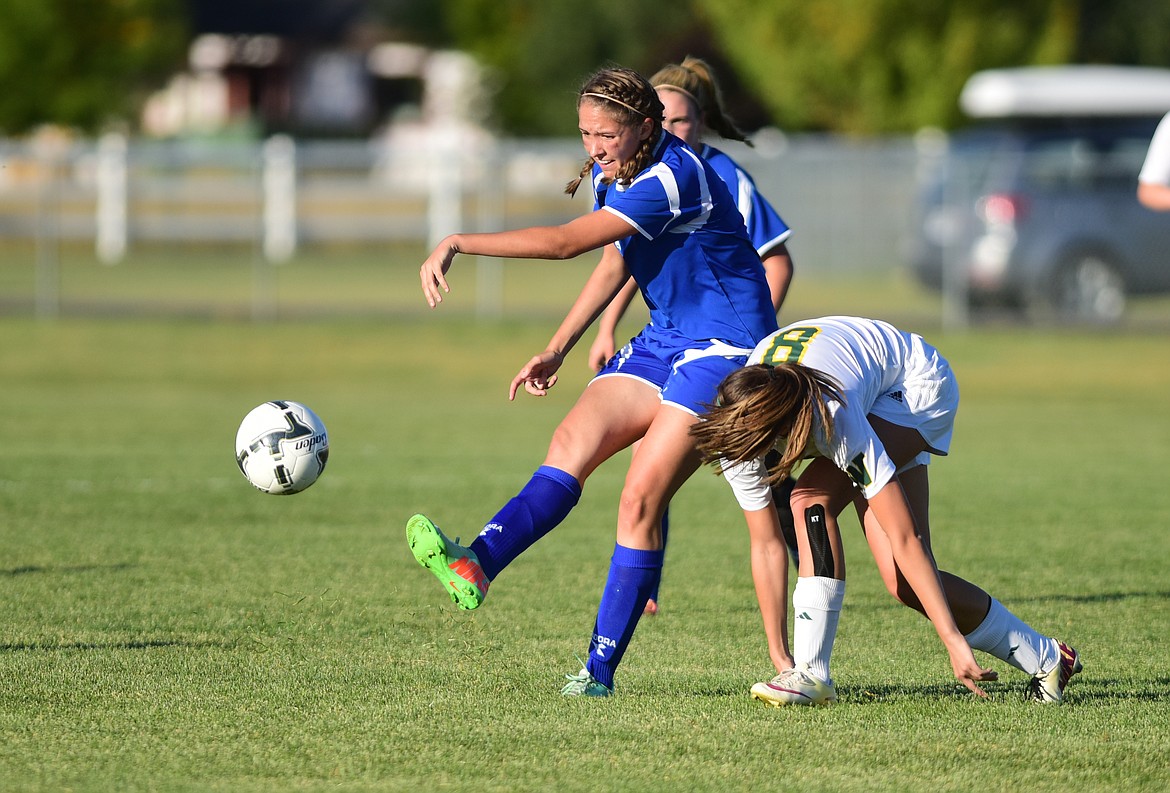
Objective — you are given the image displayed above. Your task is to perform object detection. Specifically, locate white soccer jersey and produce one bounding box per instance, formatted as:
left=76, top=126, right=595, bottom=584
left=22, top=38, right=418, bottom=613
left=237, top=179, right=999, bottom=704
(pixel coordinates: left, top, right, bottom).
left=721, top=316, right=958, bottom=511
left=1139, top=111, right=1170, bottom=186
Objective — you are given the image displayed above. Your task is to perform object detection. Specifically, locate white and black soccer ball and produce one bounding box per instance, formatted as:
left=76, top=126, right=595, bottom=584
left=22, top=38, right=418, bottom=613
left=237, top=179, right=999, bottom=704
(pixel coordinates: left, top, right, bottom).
left=235, top=401, right=329, bottom=494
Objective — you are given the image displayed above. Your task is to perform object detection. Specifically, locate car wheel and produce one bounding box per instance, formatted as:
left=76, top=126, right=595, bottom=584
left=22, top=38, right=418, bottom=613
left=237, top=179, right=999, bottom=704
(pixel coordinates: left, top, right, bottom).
left=1040, top=254, right=1127, bottom=324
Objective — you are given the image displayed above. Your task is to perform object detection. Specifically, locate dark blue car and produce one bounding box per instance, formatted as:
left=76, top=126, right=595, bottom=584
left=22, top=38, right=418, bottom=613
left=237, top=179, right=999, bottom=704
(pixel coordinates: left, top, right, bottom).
left=912, top=66, right=1170, bottom=323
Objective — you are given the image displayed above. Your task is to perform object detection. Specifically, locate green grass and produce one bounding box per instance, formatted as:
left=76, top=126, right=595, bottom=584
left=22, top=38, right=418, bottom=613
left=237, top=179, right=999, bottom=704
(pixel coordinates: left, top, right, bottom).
left=5, top=242, right=953, bottom=323
left=2, top=299, right=1170, bottom=790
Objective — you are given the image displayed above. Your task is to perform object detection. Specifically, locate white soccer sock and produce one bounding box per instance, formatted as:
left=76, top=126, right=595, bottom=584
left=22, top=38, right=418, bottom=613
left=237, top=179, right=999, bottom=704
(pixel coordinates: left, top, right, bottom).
left=964, top=597, right=1058, bottom=675
left=792, top=576, right=845, bottom=685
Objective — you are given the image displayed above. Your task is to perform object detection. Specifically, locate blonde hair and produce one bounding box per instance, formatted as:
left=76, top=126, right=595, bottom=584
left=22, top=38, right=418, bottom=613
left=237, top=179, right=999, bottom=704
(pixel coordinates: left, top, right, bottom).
left=565, top=67, right=665, bottom=197
left=690, top=363, right=843, bottom=484
left=650, top=56, right=751, bottom=146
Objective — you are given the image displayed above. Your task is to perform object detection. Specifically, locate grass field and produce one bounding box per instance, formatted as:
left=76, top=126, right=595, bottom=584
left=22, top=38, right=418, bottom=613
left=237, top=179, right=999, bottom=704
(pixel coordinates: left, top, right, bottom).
left=2, top=254, right=1170, bottom=791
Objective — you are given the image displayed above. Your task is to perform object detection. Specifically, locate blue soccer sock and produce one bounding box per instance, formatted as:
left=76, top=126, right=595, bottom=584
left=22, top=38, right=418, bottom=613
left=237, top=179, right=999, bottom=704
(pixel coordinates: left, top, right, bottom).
left=469, top=465, right=581, bottom=580
left=585, top=543, right=664, bottom=689
left=646, top=506, right=669, bottom=603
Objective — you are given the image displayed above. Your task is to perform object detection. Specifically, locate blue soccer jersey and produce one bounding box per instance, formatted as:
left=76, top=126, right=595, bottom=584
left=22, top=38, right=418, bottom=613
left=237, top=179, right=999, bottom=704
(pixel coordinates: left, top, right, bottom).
left=592, top=132, right=778, bottom=349
left=700, top=143, right=792, bottom=258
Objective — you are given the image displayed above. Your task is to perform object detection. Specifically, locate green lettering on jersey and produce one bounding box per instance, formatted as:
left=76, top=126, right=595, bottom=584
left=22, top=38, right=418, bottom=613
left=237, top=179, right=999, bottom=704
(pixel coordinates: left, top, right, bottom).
left=846, top=453, right=872, bottom=489
left=760, top=326, right=821, bottom=365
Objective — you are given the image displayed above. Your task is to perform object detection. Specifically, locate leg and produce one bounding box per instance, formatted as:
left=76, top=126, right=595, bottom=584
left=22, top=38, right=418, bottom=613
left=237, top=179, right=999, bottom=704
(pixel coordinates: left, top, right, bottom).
left=471, top=376, right=659, bottom=575
left=642, top=502, right=667, bottom=615
left=629, top=437, right=668, bottom=615
left=408, top=377, right=659, bottom=609
left=581, top=405, right=701, bottom=691
left=764, top=447, right=800, bottom=566
left=858, top=468, right=1076, bottom=698
left=786, top=458, right=854, bottom=683
left=752, top=458, right=853, bottom=706
left=860, top=420, right=1079, bottom=701
left=859, top=464, right=991, bottom=631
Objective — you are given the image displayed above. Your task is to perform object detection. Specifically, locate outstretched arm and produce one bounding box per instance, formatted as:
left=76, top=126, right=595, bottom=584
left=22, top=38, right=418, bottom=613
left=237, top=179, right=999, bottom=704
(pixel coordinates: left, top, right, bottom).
left=419, top=209, right=635, bottom=307
left=743, top=504, right=795, bottom=674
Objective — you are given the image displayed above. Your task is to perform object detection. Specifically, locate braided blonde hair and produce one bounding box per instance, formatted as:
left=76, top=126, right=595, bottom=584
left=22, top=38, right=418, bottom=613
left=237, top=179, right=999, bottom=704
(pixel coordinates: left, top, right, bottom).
left=565, top=67, right=665, bottom=197
left=691, top=363, right=843, bottom=485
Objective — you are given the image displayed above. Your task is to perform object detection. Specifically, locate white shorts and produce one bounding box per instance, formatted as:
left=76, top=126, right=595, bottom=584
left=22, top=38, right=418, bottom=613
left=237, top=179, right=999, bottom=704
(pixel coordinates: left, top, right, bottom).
left=868, top=333, right=959, bottom=471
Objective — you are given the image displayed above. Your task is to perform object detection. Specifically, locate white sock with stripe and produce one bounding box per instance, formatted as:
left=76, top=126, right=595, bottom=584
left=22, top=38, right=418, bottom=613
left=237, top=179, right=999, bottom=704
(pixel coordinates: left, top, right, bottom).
left=792, top=576, right=845, bottom=685
left=964, top=597, right=1058, bottom=675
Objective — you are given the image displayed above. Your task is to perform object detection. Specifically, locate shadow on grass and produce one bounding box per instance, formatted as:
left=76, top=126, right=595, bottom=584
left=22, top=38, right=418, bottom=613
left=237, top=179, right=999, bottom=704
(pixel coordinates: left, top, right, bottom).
left=0, top=638, right=232, bottom=653
left=1, top=562, right=136, bottom=577
left=1007, top=590, right=1170, bottom=604
left=844, top=590, right=1170, bottom=616
left=837, top=677, right=1170, bottom=705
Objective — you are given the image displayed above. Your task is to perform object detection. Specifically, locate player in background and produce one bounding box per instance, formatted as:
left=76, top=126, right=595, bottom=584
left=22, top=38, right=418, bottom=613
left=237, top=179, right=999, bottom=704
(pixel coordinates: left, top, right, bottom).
left=691, top=316, right=1082, bottom=705
left=1138, top=111, right=1170, bottom=210
left=587, top=57, right=799, bottom=616
left=408, top=66, right=784, bottom=697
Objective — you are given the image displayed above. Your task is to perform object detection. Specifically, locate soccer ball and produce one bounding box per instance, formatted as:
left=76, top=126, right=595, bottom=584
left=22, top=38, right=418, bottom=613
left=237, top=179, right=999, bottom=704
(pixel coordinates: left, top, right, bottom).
left=235, top=401, right=329, bottom=494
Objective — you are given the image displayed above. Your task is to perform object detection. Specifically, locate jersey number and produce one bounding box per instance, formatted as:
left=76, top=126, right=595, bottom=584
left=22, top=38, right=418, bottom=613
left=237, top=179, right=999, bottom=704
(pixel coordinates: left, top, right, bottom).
left=760, top=326, right=821, bottom=365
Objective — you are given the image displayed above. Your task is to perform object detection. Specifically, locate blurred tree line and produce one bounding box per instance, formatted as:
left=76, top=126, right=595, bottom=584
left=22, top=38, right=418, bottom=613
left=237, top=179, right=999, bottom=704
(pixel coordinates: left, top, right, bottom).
left=0, top=0, right=187, bottom=134
left=3, top=0, right=1170, bottom=136
left=438, top=0, right=1170, bottom=135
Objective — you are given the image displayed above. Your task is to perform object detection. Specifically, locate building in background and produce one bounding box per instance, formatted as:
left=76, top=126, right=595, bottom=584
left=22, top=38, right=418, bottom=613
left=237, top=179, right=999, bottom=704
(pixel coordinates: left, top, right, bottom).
left=142, top=0, right=489, bottom=139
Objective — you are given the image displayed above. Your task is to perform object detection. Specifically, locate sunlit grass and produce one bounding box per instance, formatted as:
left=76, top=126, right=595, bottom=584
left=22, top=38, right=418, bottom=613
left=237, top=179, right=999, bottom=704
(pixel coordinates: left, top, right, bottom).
left=1, top=313, right=1167, bottom=792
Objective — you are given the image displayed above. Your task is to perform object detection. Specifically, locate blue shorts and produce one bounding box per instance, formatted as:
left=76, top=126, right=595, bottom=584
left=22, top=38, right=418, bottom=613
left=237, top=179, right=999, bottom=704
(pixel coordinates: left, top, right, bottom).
left=592, top=326, right=754, bottom=416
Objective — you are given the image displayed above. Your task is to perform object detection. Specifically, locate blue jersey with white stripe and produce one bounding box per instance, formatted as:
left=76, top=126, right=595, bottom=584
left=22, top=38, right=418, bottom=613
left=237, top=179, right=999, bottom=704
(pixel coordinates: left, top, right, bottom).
left=700, top=143, right=792, bottom=258
left=592, top=132, right=777, bottom=348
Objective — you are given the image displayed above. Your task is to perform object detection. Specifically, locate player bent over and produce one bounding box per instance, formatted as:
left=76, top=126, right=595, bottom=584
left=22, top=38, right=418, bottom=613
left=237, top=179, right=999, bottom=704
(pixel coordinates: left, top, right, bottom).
left=692, top=316, right=1082, bottom=705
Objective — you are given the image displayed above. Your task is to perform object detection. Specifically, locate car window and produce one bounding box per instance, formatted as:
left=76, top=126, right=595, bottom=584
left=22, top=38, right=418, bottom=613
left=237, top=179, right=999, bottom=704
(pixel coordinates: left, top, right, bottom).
left=1019, top=138, right=1097, bottom=190
left=1019, top=129, right=1157, bottom=191
left=1096, top=137, right=1153, bottom=187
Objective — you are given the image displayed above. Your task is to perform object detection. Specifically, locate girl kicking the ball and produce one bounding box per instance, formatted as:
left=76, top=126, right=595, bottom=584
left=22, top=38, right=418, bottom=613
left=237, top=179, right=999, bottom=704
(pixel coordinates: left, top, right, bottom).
left=586, top=56, right=800, bottom=618
left=691, top=315, right=1082, bottom=705
left=407, top=66, right=783, bottom=697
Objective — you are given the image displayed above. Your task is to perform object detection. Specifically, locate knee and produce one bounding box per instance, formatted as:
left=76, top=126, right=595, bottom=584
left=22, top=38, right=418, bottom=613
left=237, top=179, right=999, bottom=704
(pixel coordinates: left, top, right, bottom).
left=618, top=481, right=656, bottom=527
left=545, top=421, right=600, bottom=480
left=617, top=469, right=669, bottom=539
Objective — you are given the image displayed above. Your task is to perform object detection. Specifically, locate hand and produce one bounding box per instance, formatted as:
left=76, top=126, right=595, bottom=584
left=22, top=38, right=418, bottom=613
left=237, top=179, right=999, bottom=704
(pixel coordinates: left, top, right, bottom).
left=509, top=350, right=564, bottom=400
left=419, top=238, right=458, bottom=307
left=587, top=333, right=616, bottom=373
left=946, top=638, right=998, bottom=698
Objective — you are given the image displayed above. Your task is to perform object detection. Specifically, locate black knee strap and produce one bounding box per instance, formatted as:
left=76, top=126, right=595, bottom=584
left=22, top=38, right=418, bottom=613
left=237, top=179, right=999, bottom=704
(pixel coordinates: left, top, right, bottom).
left=805, top=504, right=834, bottom=578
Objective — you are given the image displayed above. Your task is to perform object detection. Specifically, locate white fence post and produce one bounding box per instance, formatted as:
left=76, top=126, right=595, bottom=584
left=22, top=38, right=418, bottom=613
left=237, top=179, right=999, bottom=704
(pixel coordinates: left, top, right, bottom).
left=262, top=134, right=297, bottom=262
left=95, top=132, right=128, bottom=264
left=32, top=134, right=66, bottom=319
left=427, top=123, right=462, bottom=249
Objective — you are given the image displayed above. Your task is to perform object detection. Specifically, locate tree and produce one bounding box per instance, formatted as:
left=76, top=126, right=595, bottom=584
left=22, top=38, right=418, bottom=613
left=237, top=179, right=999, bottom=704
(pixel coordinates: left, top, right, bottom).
left=697, top=0, right=1083, bottom=133
left=0, top=0, right=188, bottom=134
left=434, top=0, right=1170, bottom=135
left=438, top=0, right=712, bottom=136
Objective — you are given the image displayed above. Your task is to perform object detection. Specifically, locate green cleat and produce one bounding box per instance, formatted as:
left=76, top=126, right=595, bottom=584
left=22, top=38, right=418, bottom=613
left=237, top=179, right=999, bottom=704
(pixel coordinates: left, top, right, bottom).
left=561, top=666, right=613, bottom=698
left=406, top=514, right=489, bottom=610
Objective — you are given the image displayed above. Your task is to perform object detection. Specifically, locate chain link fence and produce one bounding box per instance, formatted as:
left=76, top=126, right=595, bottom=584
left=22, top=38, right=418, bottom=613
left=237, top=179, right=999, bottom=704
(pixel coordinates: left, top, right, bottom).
left=1, top=131, right=930, bottom=321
